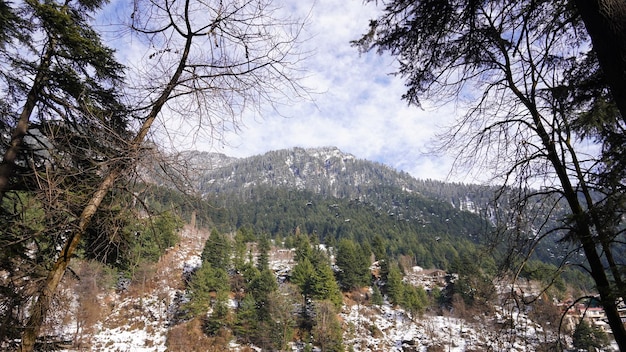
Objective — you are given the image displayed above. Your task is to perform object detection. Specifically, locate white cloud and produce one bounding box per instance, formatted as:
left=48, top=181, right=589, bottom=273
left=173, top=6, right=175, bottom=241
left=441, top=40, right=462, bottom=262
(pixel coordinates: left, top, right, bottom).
left=99, top=0, right=467, bottom=182
left=212, top=0, right=460, bottom=180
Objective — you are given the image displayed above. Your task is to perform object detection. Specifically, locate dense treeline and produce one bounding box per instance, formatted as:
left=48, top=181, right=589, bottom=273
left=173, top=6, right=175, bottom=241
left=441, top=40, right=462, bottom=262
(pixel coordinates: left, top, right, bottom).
left=205, top=186, right=489, bottom=271
left=193, top=147, right=499, bottom=211
left=140, top=147, right=600, bottom=291
left=181, top=228, right=344, bottom=351
left=188, top=147, right=595, bottom=273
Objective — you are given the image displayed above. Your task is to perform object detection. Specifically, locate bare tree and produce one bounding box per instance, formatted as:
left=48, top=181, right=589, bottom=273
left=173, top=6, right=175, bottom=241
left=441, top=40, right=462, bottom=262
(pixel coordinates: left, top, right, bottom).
left=19, top=0, right=308, bottom=350
left=356, top=0, right=626, bottom=349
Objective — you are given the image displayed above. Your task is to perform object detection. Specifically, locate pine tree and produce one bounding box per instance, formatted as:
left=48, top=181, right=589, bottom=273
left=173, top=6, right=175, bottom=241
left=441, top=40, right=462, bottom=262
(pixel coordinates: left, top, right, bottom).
left=371, top=234, right=387, bottom=262
left=185, top=263, right=229, bottom=318
left=0, top=0, right=127, bottom=201
left=402, top=284, right=427, bottom=318
left=256, top=234, right=271, bottom=270
left=335, top=238, right=370, bottom=291
left=573, top=319, right=610, bottom=351
left=201, top=229, right=231, bottom=271
left=313, top=260, right=343, bottom=308
left=291, top=257, right=316, bottom=297
left=248, top=268, right=278, bottom=323
left=204, top=290, right=232, bottom=336
left=294, top=233, right=313, bottom=262
left=386, top=263, right=404, bottom=306
left=234, top=293, right=257, bottom=340
left=0, top=1, right=129, bottom=347
left=233, top=228, right=250, bottom=271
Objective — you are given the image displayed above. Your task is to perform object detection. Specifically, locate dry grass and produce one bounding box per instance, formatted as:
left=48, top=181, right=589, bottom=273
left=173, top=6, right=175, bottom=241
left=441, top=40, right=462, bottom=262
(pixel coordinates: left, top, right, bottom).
left=166, top=318, right=231, bottom=352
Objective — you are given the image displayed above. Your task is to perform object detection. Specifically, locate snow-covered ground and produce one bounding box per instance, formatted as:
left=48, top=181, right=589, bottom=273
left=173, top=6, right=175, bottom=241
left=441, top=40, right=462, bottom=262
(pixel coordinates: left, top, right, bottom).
left=51, top=226, right=609, bottom=352
left=59, top=226, right=207, bottom=352
left=340, top=301, right=562, bottom=352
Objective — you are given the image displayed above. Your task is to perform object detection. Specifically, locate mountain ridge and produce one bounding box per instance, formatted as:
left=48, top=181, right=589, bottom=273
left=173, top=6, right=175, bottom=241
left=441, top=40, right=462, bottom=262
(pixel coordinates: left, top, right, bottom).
left=186, top=146, right=490, bottom=212
left=168, top=146, right=579, bottom=271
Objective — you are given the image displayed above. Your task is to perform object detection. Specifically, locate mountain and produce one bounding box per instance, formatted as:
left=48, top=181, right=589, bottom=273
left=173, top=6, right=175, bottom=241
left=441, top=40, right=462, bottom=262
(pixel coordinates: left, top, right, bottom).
left=23, top=147, right=593, bottom=351
left=188, top=146, right=492, bottom=210
left=167, top=146, right=583, bottom=273
left=163, top=147, right=495, bottom=271
left=193, top=146, right=413, bottom=197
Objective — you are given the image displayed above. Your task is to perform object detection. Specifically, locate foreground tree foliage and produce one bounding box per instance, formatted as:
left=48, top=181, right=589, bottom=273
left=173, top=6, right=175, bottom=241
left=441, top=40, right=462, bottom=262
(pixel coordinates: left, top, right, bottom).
left=0, top=0, right=128, bottom=201
left=572, top=0, right=626, bottom=121
left=0, top=0, right=307, bottom=350
left=356, top=0, right=626, bottom=348
left=0, top=0, right=131, bottom=348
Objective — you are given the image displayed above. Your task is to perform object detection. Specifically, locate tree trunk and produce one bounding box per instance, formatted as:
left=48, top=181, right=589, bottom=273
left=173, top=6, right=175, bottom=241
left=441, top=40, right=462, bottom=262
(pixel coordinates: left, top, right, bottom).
left=19, top=29, right=193, bottom=352
left=544, top=130, right=626, bottom=351
left=570, top=3, right=626, bottom=349
left=573, top=0, right=626, bottom=121
left=20, top=170, right=119, bottom=352
left=0, top=44, right=53, bottom=200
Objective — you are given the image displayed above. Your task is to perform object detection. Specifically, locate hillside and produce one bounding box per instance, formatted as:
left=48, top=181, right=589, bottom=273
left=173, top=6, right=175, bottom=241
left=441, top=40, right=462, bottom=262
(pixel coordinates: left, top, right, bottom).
left=188, top=147, right=493, bottom=210
left=13, top=147, right=610, bottom=351
left=43, top=226, right=579, bottom=352
left=150, top=147, right=496, bottom=271
left=162, top=147, right=577, bottom=272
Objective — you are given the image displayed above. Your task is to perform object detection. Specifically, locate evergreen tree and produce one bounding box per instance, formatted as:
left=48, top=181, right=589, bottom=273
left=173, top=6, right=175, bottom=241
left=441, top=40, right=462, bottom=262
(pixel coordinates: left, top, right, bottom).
left=573, top=319, right=609, bottom=351
left=233, top=227, right=250, bottom=271
left=371, top=234, right=387, bottom=262
left=256, top=234, right=271, bottom=270
left=335, top=238, right=370, bottom=291
left=291, top=257, right=316, bottom=297
left=204, top=290, right=232, bottom=336
left=294, top=233, right=313, bottom=262
left=0, top=0, right=129, bottom=346
left=313, top=259, right=343, bottom=308
left=402, top=284, right=427, bottom=318
left=371, top=285, right=383, bottom=306
left=201, top=229, right=231, bottom=271
left=234, top=293, right=257, bottom=340
left=248, top=268, right=278, bottom=321
left=184, top=263, right=229, bottom=318
left=386, top=263, right=404, bottom=306
left=0, top=0, right=128, bottom=202
left=291, top=250, right=342, bottom=307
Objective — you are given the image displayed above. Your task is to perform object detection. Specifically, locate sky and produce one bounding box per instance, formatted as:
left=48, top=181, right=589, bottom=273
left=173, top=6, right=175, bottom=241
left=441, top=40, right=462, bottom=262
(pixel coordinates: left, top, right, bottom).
left=99, top=0, right=465, bottom=183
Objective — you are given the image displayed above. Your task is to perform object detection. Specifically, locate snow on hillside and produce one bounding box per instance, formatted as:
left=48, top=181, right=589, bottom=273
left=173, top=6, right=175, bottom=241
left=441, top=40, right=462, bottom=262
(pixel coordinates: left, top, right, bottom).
left=59, top=226, right=208, bottom=352
left=340, top=299, right=562, bottom=352
left=51, top=226, right=595, bottom=352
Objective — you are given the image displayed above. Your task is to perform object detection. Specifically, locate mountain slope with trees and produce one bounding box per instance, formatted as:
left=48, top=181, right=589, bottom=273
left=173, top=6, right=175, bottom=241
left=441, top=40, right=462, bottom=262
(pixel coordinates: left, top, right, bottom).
left=173, top=147, right=584, bottom=275
left=178, top=147, right=493, bottom=270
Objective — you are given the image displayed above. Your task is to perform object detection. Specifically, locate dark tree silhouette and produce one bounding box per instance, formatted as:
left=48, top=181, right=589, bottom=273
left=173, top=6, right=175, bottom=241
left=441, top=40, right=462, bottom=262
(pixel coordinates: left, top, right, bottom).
left=355, top=0, right=626, bottom=348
